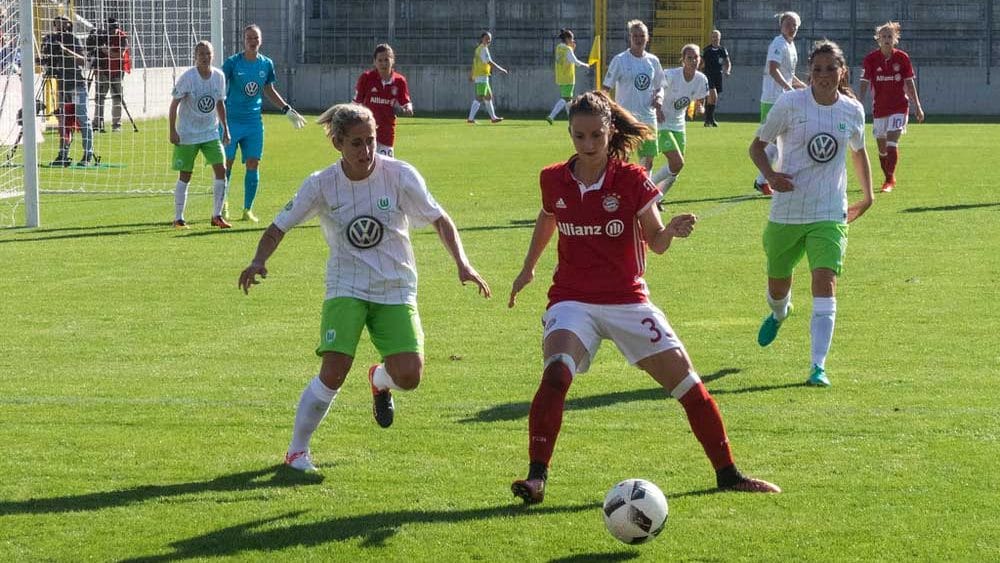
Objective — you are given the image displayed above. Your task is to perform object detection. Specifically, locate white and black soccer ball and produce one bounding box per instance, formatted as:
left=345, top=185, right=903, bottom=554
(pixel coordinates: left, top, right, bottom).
left=602, top=478, right=668, bottom=544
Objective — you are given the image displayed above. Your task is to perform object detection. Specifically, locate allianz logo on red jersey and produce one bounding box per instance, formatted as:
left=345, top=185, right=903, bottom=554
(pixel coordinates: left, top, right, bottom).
left=875, top=74, right=901, bottom=82
left=370, top=96, right=396, bottom=105
left=557, top=219, right=626, bottom=237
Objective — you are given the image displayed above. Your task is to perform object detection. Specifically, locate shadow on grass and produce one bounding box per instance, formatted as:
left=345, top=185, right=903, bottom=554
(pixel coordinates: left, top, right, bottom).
left=664, top=193, right=764, bottom=206
left=901, top=202, right=1000, bottom=213
left=123, top=502, right=601, bottom=562
left=0, top=223, right=314, bottom=242
left=550, top=553, right=640, bottom=562
left=459, top=368, right=742, bottom=423
left=0, top=465, right=322, bottom=516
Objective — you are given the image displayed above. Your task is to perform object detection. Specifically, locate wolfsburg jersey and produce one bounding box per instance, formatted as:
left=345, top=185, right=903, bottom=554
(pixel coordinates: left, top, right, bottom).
left=171, top=66, right=226, bottom=144
left=472, top=45, right=492, bottom=82
left=761, top=35, right=798, bottom=103
left=603, top=50, right=665, bottom=127
left=273, top=155, right=444, bottom=305
left=755, top=88, right=866, bottom=224
left=222, top=52, right=276, bottom=124
left=657, top=67, right=709, bottom=132
left=540, top=157, right=662, bottom=306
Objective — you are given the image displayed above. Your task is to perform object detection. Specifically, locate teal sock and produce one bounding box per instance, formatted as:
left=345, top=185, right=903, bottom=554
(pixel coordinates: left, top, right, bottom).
left=244, top=169, right=259, bottom=210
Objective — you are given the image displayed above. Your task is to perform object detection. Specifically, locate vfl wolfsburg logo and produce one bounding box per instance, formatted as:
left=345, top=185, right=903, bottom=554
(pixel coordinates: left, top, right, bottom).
left=376, top=197, right=391, bottom=210
left=196, top=95, right=216, bottom=113
left=673, top=96, right=691, bottom=111
left=347, top=215, right=384, bottom=249
left=807, top=133, right=838, bottom=163
left=243, top=81, right=260, bottom=97
left=634, top=73, right=651, bottom=91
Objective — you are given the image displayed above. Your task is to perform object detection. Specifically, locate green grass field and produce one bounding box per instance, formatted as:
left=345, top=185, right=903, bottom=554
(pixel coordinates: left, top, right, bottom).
left=2, top=114, right=999, bottom=561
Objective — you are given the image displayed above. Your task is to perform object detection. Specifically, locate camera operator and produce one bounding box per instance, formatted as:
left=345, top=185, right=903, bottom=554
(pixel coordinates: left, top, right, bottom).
left=39, top=15, right=94, bottom=166
left=88, top=17, right=128, bottom=133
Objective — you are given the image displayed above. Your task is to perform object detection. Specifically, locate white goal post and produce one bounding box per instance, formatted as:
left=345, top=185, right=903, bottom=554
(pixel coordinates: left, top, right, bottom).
left=1, top=0, right=222, bottom=228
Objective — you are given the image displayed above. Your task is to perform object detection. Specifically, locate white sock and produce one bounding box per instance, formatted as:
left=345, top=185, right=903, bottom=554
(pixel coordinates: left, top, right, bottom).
left=548, top=99, right=566, bottom=120
left=810, top=297, right=837, bottom=368
left=756, top=143, right=780, bottom=184
left=767, top=290, right=791, bottom=321
left=651, top=165, right=679, bottom=192
left=174, top=180, right=189, bottom=221
left=212, top=179, right=227, bottom=216
left=288, top=375, right=339, bottom=453
left=372, top=363, right=404, bottom=391
left=484, top=100, right=498, bottom=119
left=468, top=100, right=481, bottom=121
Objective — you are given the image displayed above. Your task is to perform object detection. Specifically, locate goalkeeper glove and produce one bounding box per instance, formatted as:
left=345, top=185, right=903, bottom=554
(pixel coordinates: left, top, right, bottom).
left=282, top=105, right=306, bottom=129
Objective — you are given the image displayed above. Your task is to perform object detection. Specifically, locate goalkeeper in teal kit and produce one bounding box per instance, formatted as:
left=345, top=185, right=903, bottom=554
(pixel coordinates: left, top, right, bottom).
left=221, top=24, right=306, bottom=224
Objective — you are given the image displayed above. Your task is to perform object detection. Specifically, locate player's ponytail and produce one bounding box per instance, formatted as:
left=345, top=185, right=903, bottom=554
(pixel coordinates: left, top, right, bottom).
left=809, top=39, right=857, bottom=100
left=567, top=90, right=653, bottom=161
left=316, top=103, right=375, bottom=142
left=558, top=29, right=574, bottom=43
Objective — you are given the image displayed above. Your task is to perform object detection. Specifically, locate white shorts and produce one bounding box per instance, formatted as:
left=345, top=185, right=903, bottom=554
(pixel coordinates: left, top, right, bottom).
left=542, top=300, right=684, bottom=373
left=872, top=113, right=908, bottom=138
left=376, top=143, right=394, bottom=158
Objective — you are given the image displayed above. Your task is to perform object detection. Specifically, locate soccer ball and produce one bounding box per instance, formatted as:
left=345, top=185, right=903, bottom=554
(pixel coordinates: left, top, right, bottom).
left=602, top=478, right=668, bottom=544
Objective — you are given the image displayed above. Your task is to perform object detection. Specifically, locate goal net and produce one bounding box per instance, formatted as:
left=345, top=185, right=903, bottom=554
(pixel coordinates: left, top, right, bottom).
left=1, top=0, right=220, bottom=226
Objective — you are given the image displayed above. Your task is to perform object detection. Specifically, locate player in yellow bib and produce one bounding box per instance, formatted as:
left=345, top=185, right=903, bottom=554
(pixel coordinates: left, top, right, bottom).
left=467, top=31, right=508, bottom=124
left=545, top=29, right=591, bottom=124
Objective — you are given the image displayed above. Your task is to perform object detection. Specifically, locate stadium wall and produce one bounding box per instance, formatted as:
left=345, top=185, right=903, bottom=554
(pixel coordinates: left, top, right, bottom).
left=228, top=0, right=1000, bottom=115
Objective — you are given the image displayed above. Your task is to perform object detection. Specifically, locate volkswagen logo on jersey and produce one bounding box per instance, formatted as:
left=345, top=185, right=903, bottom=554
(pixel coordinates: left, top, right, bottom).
left=244, top=81, right=259, bottom=97
left=605, top=219, right=625, bottom=237
left=197, top=95, right=216, bottom=113
left=347, top=215, right=384, bottom=249
left=808, top=133, right=838, bottom=163
left=673, top=96, right=691, bottom=110
left=634, top=73, right=651, bottom=91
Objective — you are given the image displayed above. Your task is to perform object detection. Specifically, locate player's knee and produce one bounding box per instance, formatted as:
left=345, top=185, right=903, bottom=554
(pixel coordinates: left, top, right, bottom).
left=542, top=353, right=576, bottom=389
left=386, top=356, right=423, bottom=390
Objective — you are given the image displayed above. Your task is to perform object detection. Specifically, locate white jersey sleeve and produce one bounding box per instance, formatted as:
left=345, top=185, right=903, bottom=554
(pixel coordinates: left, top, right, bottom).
left=273, top=174, right=324, bottom=232
left=602, top=53, right=621, bottom=89
left=396, top=162, right=443, bottom=229
left=761, top=36, right=797, bottom=104
left=755, top=92, right=794, bottom=143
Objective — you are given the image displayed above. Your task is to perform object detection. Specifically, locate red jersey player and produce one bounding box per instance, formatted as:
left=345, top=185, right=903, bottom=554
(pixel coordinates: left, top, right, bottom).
left=859, top=21, right=925, bottom=193
left=354, top=44, right=412, bottom=157
left=507, top=90, right=781, bottom=504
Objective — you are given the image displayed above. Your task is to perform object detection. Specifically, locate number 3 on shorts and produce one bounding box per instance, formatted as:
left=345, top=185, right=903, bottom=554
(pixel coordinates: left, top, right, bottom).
left=641, top=317, right=663, bottom=343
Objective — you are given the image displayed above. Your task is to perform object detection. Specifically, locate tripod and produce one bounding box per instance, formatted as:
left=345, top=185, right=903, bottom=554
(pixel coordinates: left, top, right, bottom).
left=88, top=69, right=138, bottom=133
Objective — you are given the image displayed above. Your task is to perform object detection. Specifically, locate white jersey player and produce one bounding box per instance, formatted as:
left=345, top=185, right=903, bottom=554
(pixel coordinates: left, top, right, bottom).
left=238, top=103, right=491, bottom=472
left=650, top=44, right=711, bottom=194
left=754, top=11, right=808, bottom=195
left=749, top=40, right=874, bottom=388
left=602, top=19, right=665, bottom=171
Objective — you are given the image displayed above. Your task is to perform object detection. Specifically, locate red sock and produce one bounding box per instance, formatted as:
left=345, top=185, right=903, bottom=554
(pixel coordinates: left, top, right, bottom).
left=878, top=153, right=890, bottom=181
left=678, top=382, right=734, bottom=470
left=527, top=361, right=573, bottom=466
left=885, top=146, right=899, bottom=180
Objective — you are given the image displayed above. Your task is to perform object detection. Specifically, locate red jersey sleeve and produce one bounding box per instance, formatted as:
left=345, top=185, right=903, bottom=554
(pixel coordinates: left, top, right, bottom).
left=899, top=51, right=915, bottom=80
left=353, top=73, right=366, bottom=104
left=539, top=165, right=560, bottom=214
left=395, top=75, right=411, bottom=106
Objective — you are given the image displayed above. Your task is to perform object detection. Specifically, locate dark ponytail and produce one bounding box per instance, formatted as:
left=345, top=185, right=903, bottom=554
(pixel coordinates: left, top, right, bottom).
left=568, top=90, right=654, bottom=161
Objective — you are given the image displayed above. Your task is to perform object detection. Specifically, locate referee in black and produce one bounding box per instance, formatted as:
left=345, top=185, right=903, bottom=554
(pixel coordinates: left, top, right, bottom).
left=700, top=29, right=731, bottom=127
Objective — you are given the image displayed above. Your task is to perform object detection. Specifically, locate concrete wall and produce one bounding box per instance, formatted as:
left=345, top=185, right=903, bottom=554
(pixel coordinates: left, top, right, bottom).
left=693, top=65, right=1000, bottom=116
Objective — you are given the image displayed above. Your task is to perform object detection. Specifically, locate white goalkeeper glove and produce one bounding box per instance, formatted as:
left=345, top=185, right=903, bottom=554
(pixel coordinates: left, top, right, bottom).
left=283, top=105, right=306, bottom=129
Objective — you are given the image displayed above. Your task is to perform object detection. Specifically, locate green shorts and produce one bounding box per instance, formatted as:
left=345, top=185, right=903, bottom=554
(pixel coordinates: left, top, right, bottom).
left=760, top=102, right=774, bottom=123
left=475, top=81, right=493, bottom=98
left=172, top=140, right=225, bottom=171
left=637, top=138, right=659, bottom=158
left=558, top=83, right=574, bottom=98
left=657, top=129, right=686, bottom=155
left=763, top=221, right=849, bottom=279
left=316, top=297, right=424, bottom=358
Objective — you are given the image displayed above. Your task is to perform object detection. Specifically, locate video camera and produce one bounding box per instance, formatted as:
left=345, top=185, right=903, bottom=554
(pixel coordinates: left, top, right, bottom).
left=86, top=17, right=124, bottom=67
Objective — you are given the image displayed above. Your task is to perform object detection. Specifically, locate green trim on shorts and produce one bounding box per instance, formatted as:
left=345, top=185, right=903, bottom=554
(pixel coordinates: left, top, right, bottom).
left=763, top=221, right=849, bottom=279
left=760, top=102, right=774, bottom=123
left=475, top=81, right=493, bottom=98
left=558, top=83, right=575, bottom=98
left=657, top=129, right=686, bottom=155
left=171, top=140, right=225, bottom=171
left=637, top=138, right=659, bottom=158
left=316, top=297, right=424, bottom=359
